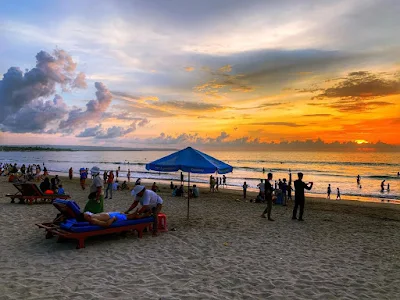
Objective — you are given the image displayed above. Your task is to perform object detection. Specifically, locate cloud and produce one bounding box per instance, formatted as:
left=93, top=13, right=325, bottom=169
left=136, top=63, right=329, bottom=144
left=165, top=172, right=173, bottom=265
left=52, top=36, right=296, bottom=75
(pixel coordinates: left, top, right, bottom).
left=302, top=113, right=332, bottom=117
left=112, top=90, right=227, bottom=117
left=1, top=95, right=69, bottom=133
left=184, top=66, right=195, bottom=72
left=249, top=122, right=305, bottom=127
left=76, top=123, right=136, bottom=139
left=313, top=71, right=400, bottom=100
left=72, top=72, right=87, bottom=89
left=194, top=65, right=254, bottom=97
left=0, top=49, right=85, bottom=123
left=59, top=82, right=112, bottom=128
left=76, top=117, right=149, bottom=139
left=303, top=70, right=399, bottom=112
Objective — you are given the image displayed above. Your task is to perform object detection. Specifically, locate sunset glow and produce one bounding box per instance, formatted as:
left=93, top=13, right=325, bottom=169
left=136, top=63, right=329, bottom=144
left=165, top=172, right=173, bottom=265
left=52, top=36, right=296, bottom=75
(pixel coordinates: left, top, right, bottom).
left=1, top=0, right=400, bottom=150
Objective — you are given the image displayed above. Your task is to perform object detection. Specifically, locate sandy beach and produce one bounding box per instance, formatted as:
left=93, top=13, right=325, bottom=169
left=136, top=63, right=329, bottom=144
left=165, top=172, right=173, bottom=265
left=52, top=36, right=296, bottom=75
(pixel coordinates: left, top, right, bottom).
left=0, top=175, right=400, bottom=300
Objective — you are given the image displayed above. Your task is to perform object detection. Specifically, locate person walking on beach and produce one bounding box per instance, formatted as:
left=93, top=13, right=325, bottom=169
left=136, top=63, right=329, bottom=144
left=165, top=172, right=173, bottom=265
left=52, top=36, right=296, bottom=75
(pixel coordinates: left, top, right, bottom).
left=261, top=173, right=274, bottom=221
left=327, top=184, right=331, bottom=199
left=223, top=175, right=226, bottom=187
left=180, top=172, right=184, bottom=184
left=105, top=170, right=114, bottom=199
left=84, top=166, right=104, bottom=213
left=357, top=175, right=360, bottom=185
left=242, top=181, right=248, bottom=199
left=336, top=187, right=341, bottom=200
left=387, top=183, right=390, bottom=191
left=127, top=169, right=131, bottom=182
left=116, top=169, right=119, bottom=179
left=215, top=177, right=219, bottom=192
left=292, top=173, right=313, bottom=221
left=69, top=167, right=73, bottom=180
left=103, top=170, right=108, bottom=184
left=380, top=180, right=386, bottom=192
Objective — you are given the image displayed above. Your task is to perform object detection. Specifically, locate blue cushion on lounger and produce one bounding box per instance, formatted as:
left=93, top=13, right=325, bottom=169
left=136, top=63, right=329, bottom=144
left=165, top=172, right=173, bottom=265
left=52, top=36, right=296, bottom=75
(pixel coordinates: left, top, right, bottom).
left=59, top=217, right=155, bottom=233
left=53, top=199, right=81, bottom=218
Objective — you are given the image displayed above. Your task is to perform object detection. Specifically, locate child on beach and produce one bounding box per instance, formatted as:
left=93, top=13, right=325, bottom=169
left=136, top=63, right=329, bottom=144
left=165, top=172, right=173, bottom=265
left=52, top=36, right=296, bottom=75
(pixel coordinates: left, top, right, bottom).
left=242, top=181, right=248, bottom=199
left=57, top=185, right=65, bottom=195
left=336, top=188, right=341, bottom=200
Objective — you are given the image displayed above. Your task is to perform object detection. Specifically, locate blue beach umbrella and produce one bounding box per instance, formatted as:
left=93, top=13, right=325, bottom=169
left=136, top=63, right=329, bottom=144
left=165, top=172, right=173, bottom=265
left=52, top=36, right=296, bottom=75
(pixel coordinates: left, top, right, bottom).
left=146, top=147, right=233, bottom=219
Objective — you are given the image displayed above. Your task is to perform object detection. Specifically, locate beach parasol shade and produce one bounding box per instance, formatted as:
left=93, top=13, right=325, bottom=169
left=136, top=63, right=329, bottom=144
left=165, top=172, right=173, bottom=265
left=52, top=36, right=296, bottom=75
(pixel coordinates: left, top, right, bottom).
left=145, top=147, right=233, bottom=219
left=145, top=147, right=232, bottom=174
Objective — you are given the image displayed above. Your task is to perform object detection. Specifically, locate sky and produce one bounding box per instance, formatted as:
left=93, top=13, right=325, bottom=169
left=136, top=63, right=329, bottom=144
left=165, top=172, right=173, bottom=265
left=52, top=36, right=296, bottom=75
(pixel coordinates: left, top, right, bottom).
left=0, top=0, right=399, bottom=150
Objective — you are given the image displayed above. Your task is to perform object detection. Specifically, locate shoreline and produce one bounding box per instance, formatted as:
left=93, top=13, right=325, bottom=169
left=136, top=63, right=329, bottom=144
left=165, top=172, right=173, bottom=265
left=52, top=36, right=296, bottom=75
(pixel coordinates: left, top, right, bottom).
left=47, top=171, right=400, bottom=205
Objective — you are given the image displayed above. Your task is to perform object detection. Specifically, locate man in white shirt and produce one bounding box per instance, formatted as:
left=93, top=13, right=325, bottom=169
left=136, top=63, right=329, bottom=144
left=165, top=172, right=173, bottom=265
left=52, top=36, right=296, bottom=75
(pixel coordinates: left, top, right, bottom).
left=257, top=179, right=265, bottom=201
left=125, top=185, right=163, bottom=235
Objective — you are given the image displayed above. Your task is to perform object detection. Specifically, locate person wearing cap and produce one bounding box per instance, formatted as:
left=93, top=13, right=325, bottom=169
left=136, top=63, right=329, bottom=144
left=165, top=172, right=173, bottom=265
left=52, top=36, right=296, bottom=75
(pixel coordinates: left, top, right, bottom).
left=125, top=185, right=163, bottom=236
left=84, top=166, right=104, bottom=213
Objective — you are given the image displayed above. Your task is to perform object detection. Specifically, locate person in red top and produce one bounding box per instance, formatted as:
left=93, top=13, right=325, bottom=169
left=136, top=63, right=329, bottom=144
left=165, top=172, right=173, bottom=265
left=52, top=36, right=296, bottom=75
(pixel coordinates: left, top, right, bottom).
left=105, top=170, right=114, bottom=199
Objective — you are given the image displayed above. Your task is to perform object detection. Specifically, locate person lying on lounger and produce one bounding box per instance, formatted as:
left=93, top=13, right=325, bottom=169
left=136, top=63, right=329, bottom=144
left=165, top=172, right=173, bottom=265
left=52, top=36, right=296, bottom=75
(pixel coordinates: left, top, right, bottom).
left=76, top=211, right=145, bottom=227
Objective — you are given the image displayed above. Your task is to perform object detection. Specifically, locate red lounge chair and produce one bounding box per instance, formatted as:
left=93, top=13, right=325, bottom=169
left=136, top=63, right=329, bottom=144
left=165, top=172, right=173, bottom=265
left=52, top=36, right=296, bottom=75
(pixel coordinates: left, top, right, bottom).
left=36, top=200, right=155, bottom=249
left=6, top=183, right=70, bottom=204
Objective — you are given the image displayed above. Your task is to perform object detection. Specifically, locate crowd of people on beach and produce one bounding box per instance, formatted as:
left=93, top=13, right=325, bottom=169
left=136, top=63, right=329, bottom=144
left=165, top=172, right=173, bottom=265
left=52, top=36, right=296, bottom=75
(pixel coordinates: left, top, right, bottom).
left=3, top=161, right=399, bottom=228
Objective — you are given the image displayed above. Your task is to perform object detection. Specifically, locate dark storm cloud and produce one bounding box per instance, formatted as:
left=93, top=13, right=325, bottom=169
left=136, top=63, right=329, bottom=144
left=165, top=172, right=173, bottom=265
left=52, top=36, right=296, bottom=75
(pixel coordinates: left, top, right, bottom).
left=0, top=49, right=85, bottom=123
left=1, top=94, right=69, bottom=133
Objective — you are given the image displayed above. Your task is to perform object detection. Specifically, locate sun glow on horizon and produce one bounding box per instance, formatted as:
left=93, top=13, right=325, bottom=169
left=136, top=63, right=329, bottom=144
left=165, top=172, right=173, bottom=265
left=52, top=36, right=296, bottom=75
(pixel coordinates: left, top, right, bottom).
left=355, top=140, right=369, bottom=145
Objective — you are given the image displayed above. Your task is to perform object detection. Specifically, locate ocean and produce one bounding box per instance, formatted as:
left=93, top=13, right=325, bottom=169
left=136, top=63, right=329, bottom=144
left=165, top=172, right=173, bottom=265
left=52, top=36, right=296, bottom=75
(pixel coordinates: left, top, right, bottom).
left=1, top=150, right=399, bottom=202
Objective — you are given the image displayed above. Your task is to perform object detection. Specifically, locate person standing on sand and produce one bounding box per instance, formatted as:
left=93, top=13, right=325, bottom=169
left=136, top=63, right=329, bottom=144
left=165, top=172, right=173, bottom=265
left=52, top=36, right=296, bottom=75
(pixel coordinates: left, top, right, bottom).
left=80, top=168, right=87, bottom=190
left=242, top=181, right=248, bottom=199
left=105, top=170, right=114, bottom=199
left=69, top=167, right=73, bottom=180
left=336, top=187, right=341, bottom=200
left=387, top=183, right=390, bottom=191
left=116, top=169, right=119, bottom=179
left=261, top=173, right=274, bottom=221
left=223, top=175, right=226, bottom=187
left=180, top=172, right=184, bottom=184
left=327, top=184, right=331, bottom=199
left=357, top=175, right=360, bottom=185
left=292, top=173, right=313, bottom=221
left=84, top=166, right=104, bottom=213
left=127, top=169, right=131, bottom=182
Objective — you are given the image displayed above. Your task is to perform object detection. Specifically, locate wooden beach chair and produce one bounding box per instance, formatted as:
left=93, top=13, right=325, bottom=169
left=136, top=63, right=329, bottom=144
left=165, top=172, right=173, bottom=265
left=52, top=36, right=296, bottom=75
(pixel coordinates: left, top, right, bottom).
left=36, top=200, right=155, bottom=249
left=6, top=183, right=70, bottom=204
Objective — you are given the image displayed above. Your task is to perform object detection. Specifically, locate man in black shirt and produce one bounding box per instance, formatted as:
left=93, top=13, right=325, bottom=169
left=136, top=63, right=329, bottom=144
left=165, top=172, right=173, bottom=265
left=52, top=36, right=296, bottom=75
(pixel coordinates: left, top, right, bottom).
left=292, top=172, right=313, bottom=221
left=261, top=173, right=274, bottom=221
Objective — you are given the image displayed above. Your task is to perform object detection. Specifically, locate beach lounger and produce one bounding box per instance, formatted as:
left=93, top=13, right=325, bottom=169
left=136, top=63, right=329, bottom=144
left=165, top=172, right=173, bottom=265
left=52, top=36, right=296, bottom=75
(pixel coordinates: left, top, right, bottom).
left=6, top=183, right=70, bottom=204
left=36, top=199, right=155, bottom=249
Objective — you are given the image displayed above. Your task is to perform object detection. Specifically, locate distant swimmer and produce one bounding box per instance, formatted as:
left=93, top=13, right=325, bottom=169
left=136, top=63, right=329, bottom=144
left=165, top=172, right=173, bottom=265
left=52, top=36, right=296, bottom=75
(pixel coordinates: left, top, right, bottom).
left=381, top=180, right=386, bottom=192
left=336, top=188, right=341, bottom=200
left=327, top=184, right=331, bottom=199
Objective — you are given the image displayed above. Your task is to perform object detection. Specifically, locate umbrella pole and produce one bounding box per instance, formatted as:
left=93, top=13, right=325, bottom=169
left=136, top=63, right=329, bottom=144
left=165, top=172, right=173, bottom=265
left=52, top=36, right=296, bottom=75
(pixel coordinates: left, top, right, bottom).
left=187, top=172, right=190, bottom=220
